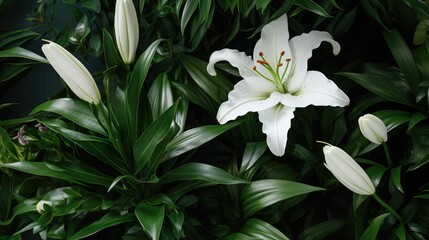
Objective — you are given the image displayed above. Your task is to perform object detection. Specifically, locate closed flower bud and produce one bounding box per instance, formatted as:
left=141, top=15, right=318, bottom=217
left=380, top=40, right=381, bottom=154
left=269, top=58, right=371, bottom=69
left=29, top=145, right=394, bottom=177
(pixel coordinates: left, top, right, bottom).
left=358, top=114, right=388, bottom=144
left=36, top=200, right=53, bottom=214
left=41, top=41, right=101, bottom=104
left=115, top=0, right=139, bottom=64
left=322, top=144, right=375, bottom=195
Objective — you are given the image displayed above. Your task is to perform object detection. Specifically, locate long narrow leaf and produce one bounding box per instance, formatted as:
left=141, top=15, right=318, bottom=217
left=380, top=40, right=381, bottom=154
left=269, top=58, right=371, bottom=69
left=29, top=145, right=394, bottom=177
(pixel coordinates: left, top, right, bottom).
left=135, top=202, right=164, bottom=240
left=134, top=101, right=179, bottom=174
left=358, top=213, right=390, bottom=240
left=69, top=214, right=135, bottom=240
left=161, top=163, right=248, bottom=184
left=383, top=29, right=421, bottom=94
left=0, top=47, right=48, bottom=63
left=241, top=179, right=324, bottom=218
left=127, top=39, right=163, bottom=141
left=163, top=121, right=241, bottom=160
left=30, top=98, right=106, bottom=135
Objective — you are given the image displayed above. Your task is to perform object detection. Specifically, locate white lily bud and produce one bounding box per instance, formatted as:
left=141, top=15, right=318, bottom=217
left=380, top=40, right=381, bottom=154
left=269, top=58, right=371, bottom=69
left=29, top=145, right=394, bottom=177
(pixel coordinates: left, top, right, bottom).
left=41, top=41, right=101, bottom=104
left=358, top=114, right=388, bottom=144
left=114, top=0, right=139, bottom=64
left=36, top=200, right=53, bottom=214
left=322, top=145, right=375, bottom=195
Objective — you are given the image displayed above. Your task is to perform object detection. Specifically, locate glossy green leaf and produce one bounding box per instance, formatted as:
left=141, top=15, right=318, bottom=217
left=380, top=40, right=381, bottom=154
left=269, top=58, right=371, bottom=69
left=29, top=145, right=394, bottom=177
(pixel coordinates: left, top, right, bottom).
left=135, top=202, right=164, bottom=240
left=240, top=142, right=267, bottom=173
left=413, top=19, right=429, bottom=45
left=407, top=113, right=428, bottom=132
left=161, top=163, right=248, bottom=184
left=293, top=0, right=331, bottom=17
left=236, top=218, right=289, bottom=240
left=180, top=0, right=199, bottom=35
left=172, top=82, right=218, bottom=115
left=391, top=166, right=404, bottom=193
left=299, top=219, right=344, bottom=240
left=0, top=162, right=82, bottom=185
left=358, top=213, right=390, bottom=240
left=69, top=214, right=135, bottom=240
left=30, top=98, right=106, bottom=135
left=0, top=64, right=31, bottom=82
left=360, top=0, right=389, bottom=31
left=383, top=29, right=421, bottom=94
left=338, top=72, right=415, bottom=107
left=127, top=39, right=163, bottom=141
left=60, top=162, right=113, bottom=187
left=395, top=224, right=406, bottom=240
left=102, top=29, right=121, bottom=68
left=241, top=179, right=324, bottom=218
left=0, top=174, right=13, bottom=221
left=373, top=110, right=412, bottom=132
left=180, top=54, right=233, bottom=105
left=0, top=29, right=39, bottom=49
left=148, top=73, right=174, bottom=119
left=163, top=121, right=241, bottom=160
left=168, top=210, right=184, bottom=238
left=0, top=201, right=37, bottom=225
left=40, top=118, right=128, bottom=175
left=0, top=47, right=48, bottom=63
left=133, top=100, right=179, bottom=174
left=199, top=0, right=211, bottom=21
left=82, top=0, right=100, bottom=13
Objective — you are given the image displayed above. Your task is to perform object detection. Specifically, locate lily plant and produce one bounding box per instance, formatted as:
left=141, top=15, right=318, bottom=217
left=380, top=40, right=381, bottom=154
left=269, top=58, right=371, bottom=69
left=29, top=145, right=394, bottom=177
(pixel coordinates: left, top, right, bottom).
left=207, top=14, right=350, bottom=156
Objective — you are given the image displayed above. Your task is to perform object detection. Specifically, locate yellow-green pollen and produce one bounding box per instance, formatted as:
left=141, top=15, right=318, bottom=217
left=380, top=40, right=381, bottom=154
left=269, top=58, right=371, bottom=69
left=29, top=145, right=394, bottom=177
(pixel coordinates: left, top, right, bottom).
left=253, top=51, right=291, bottom=93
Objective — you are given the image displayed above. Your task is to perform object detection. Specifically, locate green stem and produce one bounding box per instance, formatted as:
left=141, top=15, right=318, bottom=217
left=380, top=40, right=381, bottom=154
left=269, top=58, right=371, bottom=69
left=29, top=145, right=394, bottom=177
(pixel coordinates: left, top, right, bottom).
left=372, top=193, right=404, bottom=224
left=382, top=142, right=392, bottom=167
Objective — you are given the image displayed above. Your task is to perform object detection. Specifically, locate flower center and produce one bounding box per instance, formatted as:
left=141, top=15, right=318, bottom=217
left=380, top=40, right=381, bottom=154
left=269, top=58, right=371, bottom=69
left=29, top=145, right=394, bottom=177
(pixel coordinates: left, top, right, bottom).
left=252, top=51, right=291, bottom=93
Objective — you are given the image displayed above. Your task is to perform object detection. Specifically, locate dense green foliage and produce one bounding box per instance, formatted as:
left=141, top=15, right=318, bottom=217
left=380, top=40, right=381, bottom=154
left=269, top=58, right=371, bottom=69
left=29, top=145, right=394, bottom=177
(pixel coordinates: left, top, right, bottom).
left=1, top=0, right=429, bottom=239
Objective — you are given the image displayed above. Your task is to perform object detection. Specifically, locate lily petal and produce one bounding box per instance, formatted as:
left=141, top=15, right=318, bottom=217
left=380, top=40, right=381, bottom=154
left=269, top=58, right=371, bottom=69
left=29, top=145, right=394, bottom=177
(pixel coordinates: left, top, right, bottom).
left=280, top=71, right=349, bottom=107
left=288, top=31, right=340, bottom=92
left=217, top=77, right=280, bottom=124
left=258, top=105, right=295, bottom=156
left=253, top=14, right=292, bottom=77
left=207, top=49, right=255, bottom=78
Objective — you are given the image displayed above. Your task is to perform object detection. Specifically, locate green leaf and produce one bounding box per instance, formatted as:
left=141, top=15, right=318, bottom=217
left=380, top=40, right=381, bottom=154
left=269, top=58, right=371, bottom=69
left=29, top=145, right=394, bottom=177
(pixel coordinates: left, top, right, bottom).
left=135, top=202, right=164, bottom=240
left=69, top=214, right=135, bottom=240
left=180, top=0, right=199, bottom=35
left=161, top=163, right=248, bottom=184
left=148, top=73, right=174, bottom=119
left=0, top=162, right=82, bottom=185
left=0, top=63, right=31, bottom=82
left=0, top=201, right=37, bottom=225
left=0, top=47, right=48, bottom=63
left=133, top=100, right=179, bottom=174
left=199, top=0, right=211, bottom=21
left=0, top=29, right=39, bottom=49
left=233, top=218, right=289, bottom=240
left=358, top=213, right=390, bottom=240
left=391, top=166, right=404, bottom=193
left=40, top=118, right=128, bottom=175
left=102, top=29, right=121, bottom=68
left=82, top=0, right=100, bottom=13
left=240, top=142, right=267, bottom=173
left=293, top=0, right=331, bottom=17
left=127, top=39, right=163, bottom=141
left=373, top=110, right=412, bottom=132
left=299, top=219, right=344, bottom=240
left=360, top=0, right=390, bottom=31
left=338, top=72, right=415, bottom=107
left=413, top=19, right=429, bottom=45
left=163, top=122, right=241, bottom=160
left=30, top=98, right=106, bottom=135
left=407, top=113, right=428, bottom=132
left=395, top=224, right=406, bottom=240
left=383, top=29, right=421, bottom=94
left=180, top=54, right=233, bottom=105
left=241, top=179, right=324, bottom=218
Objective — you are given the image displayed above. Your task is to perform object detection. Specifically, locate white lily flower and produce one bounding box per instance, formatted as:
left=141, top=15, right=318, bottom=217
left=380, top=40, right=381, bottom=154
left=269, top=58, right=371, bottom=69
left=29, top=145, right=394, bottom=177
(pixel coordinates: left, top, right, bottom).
left=358, top=114, right=388, bottom=144
left=207, top=14, right=350, bottom=156
left=36, top=200, right=53, bottom=214
left=322, top=144, right=375, bottom=195
left=115, top=0, right=139, bottom=64
left=41, top=41, right=101, bottom=104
